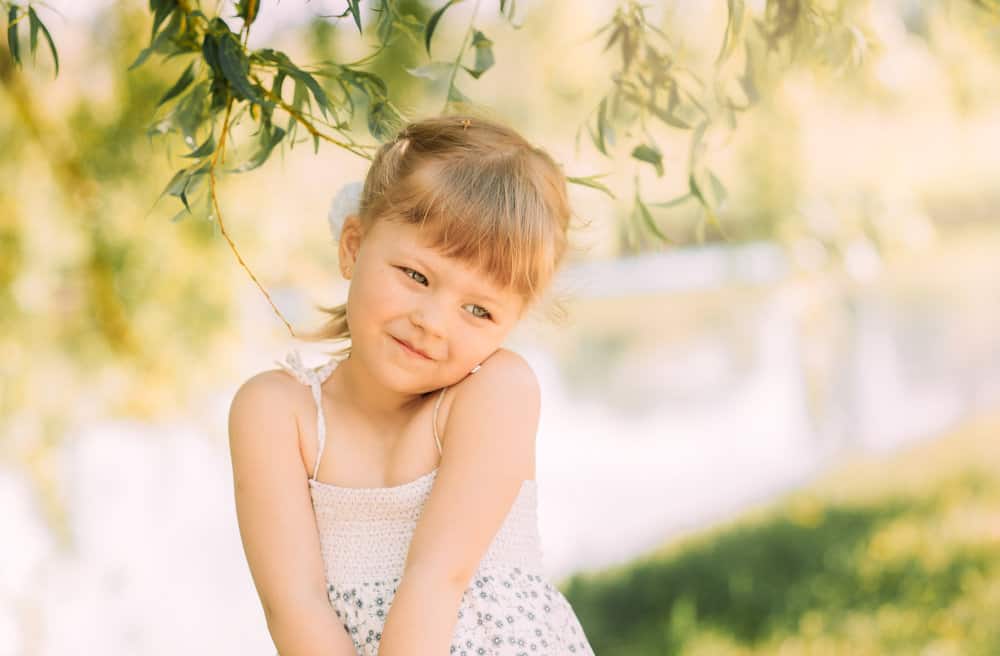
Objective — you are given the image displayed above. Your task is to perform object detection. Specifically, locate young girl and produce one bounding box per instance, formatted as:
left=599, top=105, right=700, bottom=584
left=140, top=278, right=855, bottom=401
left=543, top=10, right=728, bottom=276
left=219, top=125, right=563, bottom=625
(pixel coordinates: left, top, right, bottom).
left=228, top=114, right=596, bottom=656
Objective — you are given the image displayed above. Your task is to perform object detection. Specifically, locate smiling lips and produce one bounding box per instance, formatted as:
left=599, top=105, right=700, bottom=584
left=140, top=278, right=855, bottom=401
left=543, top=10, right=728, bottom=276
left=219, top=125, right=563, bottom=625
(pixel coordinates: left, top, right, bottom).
left=393, top=336, right=433, bottom=360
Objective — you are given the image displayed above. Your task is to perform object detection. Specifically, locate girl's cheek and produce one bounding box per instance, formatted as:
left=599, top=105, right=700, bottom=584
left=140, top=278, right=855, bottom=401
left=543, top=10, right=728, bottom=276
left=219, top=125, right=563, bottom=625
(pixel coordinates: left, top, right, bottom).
left=368, top=271, right=406, bottom=309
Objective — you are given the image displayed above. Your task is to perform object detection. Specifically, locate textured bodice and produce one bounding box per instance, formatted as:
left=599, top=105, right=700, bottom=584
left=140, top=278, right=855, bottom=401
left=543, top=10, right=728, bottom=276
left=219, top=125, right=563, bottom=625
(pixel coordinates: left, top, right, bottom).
left=309, top=468, right=543, bottom=585
left=274, top=349, right=594, bottom=656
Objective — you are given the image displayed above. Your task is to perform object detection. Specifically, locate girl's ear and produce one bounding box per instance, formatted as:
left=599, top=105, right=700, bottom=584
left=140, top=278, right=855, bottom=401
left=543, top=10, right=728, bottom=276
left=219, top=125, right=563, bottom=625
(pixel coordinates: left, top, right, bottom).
left=339, top=214, right=363, bottom=279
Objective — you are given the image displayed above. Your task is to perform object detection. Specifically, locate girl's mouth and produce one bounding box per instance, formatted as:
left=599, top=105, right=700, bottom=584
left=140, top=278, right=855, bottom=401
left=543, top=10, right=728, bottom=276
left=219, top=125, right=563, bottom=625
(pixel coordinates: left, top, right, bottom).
left=392, top=335, right=433, bottom=360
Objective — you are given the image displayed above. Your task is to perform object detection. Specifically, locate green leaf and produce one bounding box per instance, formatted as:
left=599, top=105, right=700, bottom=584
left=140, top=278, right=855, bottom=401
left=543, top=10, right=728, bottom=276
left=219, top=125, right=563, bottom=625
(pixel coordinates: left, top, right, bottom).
left=174, top=80, right=211, bottom=145
left=425, top=0, right=461, bottom=56
left=150, top=0, right=175, bottom=41
left=447, top=84, right=470, bottom=105
left=131, top=10, right=181, bottom=71
left=346, top=0, right=362, bottom=34
left=708, top=170, right=727, bottom=206
left=635, top=193, right=671, bottom=243
left=161, top=167, right=191, bottom=202
left=182, top=132, right=216, bottom=158
left=28, top=8, right=62, bottom=77
left=367, top=101, right=400, bottom=142
left=688, top=171, right=707, bottom=207
left=688, top=120, right=709, bottom=171
left=130, top=46, right=154, bottom=71
left=688, top=171, right=728, bottom=240
left=181, top=166, right=210, bottom=205
left=567, top=174, right=616, bottom=200
left=739, top=42, right=759, bottom=104
left=405, top=62, right=453, bottom=81
left=602, top=26, right=622, bottom=54
left=498, top=0, right=522, bottom=28
left=216, top=31, right=266, bottom=106
left=716, top=0, right=745, bottom=66
left=255, top=49, right=330, bottom=118
left=231, top=124, right=286, bottom=173
left=290, top=78, right=309, bottom=116
left=631, top=144, right=664, bottom=177
left=7, top=7, right=20, bottom=69
left=648, top=102, right=691, bottom=130
left=588, top=98, right=610, bottom=156
left=170, top=206, right=192, bottom=223
left=235, top=0, right=261, bottom=26
left=271, top=69, right=287, bottom=105
left=353, top=68, right=387, bottom=97
left=28, top=7, right=38, bottom=57
left=597, top=97, right=611, bottom=151
left=200, top=31, right=221, bottom=76
left=157, top=62, right=196, bottom=107
left=649, top=193, right=693, bottom=209
left=463, top=30, right=494, bottom=79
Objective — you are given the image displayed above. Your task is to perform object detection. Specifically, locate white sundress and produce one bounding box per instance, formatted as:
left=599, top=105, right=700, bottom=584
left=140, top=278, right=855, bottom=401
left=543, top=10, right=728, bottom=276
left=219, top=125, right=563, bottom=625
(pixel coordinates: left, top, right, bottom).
left=276, top=349, right=597, bottom=656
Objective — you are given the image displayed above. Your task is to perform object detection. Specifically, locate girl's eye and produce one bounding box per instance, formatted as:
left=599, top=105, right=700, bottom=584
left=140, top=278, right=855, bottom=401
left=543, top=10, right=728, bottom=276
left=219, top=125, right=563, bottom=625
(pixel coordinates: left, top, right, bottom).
left=465, top=304, right=492, bottom=320
left=400, top=266, right=491, bottom=320
left=400, top=267, right=428, bottom=285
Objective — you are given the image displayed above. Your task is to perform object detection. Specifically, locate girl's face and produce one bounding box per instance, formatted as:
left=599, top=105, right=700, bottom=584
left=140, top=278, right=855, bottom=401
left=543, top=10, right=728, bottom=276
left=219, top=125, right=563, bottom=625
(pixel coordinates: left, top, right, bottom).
left=338, top=215, right=527, bottom=395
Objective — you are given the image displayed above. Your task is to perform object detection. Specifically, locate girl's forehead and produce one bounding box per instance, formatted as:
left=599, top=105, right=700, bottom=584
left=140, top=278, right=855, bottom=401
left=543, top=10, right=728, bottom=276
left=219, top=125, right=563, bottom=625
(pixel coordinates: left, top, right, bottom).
left=373, top=219, right=446, bottom=256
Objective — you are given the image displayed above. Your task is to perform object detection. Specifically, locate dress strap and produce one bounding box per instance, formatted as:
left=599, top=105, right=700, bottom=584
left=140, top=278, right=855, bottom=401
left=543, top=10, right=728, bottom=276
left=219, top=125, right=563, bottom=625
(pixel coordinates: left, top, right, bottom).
left=432, top=387, right=446, bottom=456
left=275, top=349, right=340, bottom=481
left=431, top=363, right=480, bottom=456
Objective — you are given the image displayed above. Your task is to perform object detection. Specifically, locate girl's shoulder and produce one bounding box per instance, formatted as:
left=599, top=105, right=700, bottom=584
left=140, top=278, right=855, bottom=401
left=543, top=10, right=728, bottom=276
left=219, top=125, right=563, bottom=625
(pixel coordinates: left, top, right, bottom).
left=440, top=347, right=538, bottom=408
left=468, top=346, right=536, bottom=388
left=228, top=364, right=313, bottom=449
left=233, top=362, right=312, bottom=409
left=435, top=347, right=540, bottom=453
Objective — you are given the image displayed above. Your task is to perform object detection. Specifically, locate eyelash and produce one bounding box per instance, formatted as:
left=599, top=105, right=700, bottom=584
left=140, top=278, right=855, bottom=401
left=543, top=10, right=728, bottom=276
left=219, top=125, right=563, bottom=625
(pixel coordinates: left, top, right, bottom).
left=398, top=267, right=493, bottom=320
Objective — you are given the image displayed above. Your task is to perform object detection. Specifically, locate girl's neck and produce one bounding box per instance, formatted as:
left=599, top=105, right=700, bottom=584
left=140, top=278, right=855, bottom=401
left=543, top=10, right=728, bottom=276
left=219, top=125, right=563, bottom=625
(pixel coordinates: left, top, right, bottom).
left=329, top=354, right=433, bottom=428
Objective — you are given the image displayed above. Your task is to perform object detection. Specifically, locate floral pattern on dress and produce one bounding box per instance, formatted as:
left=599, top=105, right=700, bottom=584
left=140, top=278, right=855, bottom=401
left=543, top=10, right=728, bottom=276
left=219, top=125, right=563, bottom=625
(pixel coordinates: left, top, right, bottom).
left=327, top=564, right=595, bottom=656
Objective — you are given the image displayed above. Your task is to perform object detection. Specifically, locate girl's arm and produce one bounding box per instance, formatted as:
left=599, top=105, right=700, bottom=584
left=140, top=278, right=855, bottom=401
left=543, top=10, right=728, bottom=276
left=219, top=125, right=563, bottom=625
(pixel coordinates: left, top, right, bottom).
left=229, top=371, right=358, bottom=656
left=378, top=349, right=540, bottom=656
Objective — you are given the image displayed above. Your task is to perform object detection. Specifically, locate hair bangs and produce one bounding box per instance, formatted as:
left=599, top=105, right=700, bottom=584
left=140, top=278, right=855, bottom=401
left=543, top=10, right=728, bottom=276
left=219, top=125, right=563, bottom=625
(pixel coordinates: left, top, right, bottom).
left=386, top=154, right=558, bottom=301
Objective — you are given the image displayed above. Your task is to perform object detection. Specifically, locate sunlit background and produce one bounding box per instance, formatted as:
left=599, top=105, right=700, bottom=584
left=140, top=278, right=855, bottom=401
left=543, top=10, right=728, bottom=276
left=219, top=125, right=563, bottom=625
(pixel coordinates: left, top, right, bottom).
left=2, top=1, right=1000, bottom=654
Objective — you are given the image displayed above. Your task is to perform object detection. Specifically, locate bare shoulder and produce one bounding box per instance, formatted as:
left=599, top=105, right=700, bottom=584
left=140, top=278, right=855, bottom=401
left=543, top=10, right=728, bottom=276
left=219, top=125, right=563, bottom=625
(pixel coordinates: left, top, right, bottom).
left=227, top=367, right=311, bottom=476
left=455, top=347, right=538, bottom=394
left=439, top=348, right=540, bottom=426
left=440, top=348, right=540, bottom=474
left=229, top=369, right=303, bottom=440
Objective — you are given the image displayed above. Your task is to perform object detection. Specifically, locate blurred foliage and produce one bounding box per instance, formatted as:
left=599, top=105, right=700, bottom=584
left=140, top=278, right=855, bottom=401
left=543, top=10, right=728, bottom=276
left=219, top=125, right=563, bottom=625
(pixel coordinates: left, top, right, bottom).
left=4, top=0, right=1000, bottom=243
left=581, top=0, right=876, bottom=249
left=3, top=0, right=1000, bottom=535
left=0, top=6, right=233, bottom=538
left=557, top=411, right=1000, bottom=655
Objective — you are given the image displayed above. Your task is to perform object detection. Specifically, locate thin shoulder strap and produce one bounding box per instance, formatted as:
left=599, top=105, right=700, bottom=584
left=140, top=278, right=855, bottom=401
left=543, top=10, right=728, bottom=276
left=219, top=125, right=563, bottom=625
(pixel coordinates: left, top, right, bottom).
left=275, top=349, right=339, bottom=480
left=432, top=363, right=481, bottom=456
left=432, top=387, right=446, bottom=456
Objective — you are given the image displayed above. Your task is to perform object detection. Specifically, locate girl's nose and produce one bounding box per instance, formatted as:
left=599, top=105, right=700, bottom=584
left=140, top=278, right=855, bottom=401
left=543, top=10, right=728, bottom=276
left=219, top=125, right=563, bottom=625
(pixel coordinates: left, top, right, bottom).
left=411, top=300, right=447, bottom=338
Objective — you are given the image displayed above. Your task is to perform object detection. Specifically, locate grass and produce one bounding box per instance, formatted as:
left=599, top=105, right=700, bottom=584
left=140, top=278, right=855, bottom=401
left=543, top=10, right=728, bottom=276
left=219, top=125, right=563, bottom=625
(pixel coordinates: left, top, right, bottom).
left=558, top=409, right=1000, bottom=655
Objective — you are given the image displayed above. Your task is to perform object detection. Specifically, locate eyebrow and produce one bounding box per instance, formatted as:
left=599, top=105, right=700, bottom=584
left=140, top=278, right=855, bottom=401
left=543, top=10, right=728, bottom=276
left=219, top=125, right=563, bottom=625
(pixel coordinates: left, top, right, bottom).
left=406, top=253, right=501, bottom=306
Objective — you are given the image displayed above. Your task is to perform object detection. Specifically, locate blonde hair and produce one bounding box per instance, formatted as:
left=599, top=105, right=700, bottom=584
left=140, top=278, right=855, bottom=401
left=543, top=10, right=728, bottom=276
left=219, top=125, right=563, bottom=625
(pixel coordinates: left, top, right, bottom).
left=301, top=113, right=577, bottom=356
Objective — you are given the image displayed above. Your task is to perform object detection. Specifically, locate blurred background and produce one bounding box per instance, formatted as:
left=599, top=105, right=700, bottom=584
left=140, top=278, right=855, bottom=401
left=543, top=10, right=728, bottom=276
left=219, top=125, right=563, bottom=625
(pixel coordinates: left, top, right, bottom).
left=2, top=0, right=999, bottom=654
